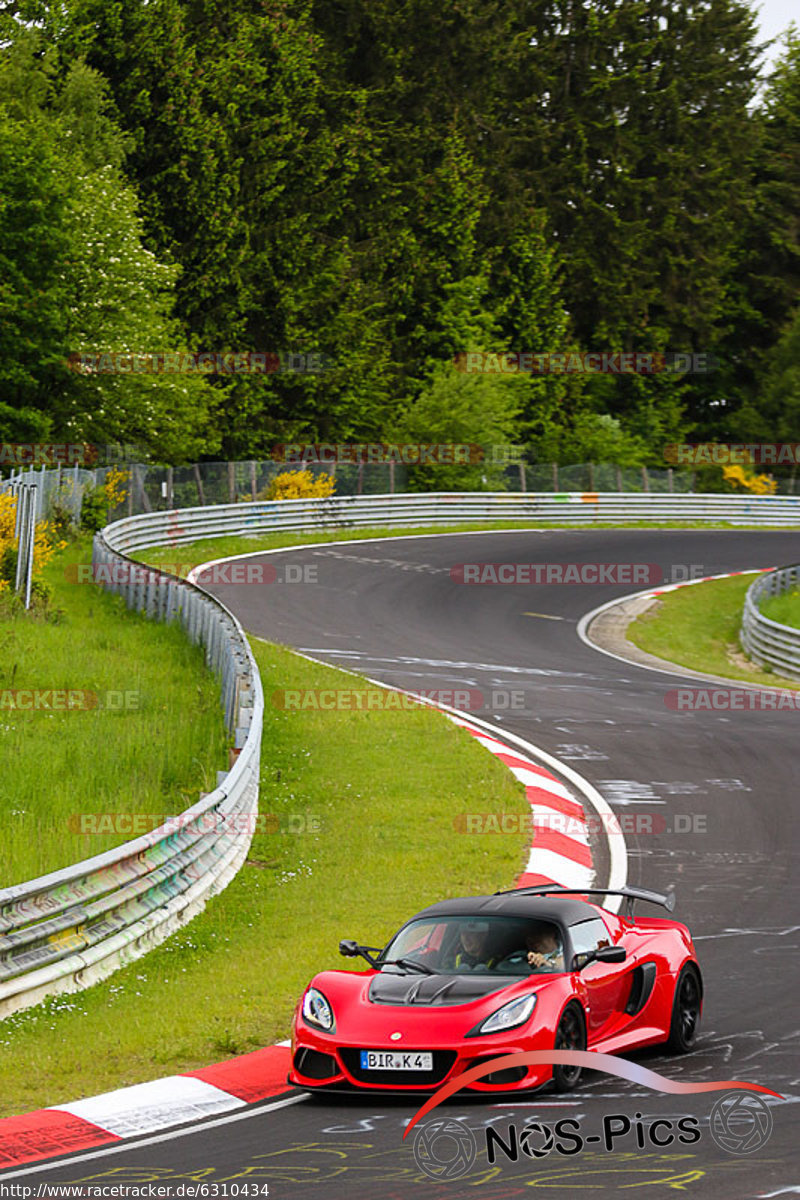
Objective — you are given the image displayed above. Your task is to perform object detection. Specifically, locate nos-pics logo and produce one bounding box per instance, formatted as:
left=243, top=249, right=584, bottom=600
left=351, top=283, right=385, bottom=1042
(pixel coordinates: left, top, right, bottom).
left=412, top=1092, right=774, bottom=1182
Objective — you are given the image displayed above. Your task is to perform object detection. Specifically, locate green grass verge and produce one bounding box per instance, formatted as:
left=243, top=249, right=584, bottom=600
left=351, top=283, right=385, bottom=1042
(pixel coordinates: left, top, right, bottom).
left=627, top=575, right=800, bottom=688
left=134, top=521, right=790, bottom=579
left=0, top=640, right=528, bottom=1116
left=759, top=588, right=800, bottom=630
left=0, top=539, right=227, bottom=885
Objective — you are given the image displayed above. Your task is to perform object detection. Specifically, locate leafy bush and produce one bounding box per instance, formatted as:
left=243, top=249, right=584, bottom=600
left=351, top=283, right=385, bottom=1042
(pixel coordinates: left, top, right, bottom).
left=79, top=485, right=108, bottom=532
left=48, top=500, right=77, bottom=542
left=0, top=541, right=16, bottom=589
left=80, top=468, right=129, bottom=532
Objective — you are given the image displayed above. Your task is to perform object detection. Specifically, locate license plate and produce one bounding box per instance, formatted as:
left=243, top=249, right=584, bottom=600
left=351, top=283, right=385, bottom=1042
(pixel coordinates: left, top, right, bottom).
left=359, top=1049, right=433, bottom=1071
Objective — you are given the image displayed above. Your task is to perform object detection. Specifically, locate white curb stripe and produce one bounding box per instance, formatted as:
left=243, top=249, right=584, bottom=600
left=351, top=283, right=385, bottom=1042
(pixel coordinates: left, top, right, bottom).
left=442, top=714, right=596, bottom=882
left=0, top=1096, right=308, bottom=1181
left=528, top=805, right=590, bottom=842
left=523, top=849, right=594, bottom=889
left=509, top=768, right=576, bottom=802
left=51, top=1076, right=243, bottom=1139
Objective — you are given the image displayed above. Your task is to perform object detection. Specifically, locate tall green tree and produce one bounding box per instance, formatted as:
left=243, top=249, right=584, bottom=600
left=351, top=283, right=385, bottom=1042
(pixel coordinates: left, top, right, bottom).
left=720, top=32, right=800, bottom=443
left=0, top=105, right=71, bottom=441
left=46, top=0, right=392, bottom=455
left=0, top=29, right=216, bottom=458
left=11, top=0, right=783, bottom=465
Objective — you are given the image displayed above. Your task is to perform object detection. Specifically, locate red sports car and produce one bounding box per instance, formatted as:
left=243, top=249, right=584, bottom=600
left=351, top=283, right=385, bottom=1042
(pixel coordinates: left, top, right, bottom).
left=289, top=885, right=702, bottom=1094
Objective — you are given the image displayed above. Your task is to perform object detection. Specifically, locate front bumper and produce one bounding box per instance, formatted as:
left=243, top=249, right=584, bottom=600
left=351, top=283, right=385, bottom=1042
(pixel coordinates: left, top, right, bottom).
left=289, top=1024, right=557, bottom=1094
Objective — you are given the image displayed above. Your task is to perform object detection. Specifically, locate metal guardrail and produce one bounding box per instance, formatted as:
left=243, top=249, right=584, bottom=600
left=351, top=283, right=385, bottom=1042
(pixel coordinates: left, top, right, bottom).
left=740, top=565, right=800, bottom=680
left=1, top=463, right=90, bottom=523
left=0, top=525, right=263, bottom=1020
left=106, top=491, right=800, bottom=553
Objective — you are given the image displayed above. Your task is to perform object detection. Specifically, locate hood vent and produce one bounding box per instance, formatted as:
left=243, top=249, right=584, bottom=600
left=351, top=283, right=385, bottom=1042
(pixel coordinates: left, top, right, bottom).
left=368, top=972, right=510, bottom=1007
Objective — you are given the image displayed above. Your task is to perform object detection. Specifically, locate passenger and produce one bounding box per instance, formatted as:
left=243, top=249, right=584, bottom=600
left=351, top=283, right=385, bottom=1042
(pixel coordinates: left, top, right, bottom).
left=526, top=926, right=565, bottom=970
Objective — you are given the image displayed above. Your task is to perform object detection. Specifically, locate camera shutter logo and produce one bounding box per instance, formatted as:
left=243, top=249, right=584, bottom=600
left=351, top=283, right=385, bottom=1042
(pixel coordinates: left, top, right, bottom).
left=709, top=1091, right=773, bottom=1155
left=413, top=1118, right=477, bottom=1180
left=520, top=1121, right=556, bottom=1158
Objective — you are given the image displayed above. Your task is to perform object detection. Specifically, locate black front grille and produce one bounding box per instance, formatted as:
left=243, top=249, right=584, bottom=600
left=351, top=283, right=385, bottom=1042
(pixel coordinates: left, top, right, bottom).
left=465, top=1055, right=528, bottom=1085
left=340, top=1049, right=457, bottom=1086
left=294, top=1047, right=340, bottom=1080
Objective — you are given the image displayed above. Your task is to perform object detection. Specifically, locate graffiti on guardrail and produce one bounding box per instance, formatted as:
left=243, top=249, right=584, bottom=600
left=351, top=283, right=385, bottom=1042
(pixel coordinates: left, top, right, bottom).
left=0, top=528, right=263, bottom=1019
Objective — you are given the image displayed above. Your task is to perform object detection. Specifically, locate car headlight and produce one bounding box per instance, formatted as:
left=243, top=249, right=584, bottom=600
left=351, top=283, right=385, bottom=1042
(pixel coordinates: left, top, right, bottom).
left=471, top=993, right=537, bottom=1036
left=302, top=987, right=335, bottom=1032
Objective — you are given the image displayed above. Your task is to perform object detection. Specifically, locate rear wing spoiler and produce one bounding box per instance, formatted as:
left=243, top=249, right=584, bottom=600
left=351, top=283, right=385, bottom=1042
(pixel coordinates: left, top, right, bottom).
left=494, top=885, right=676, bottom=919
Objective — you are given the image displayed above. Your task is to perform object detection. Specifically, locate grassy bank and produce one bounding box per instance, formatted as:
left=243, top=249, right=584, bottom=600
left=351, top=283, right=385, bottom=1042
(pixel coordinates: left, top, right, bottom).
left=0, top=640, right=527, bottom=1116
left=627, top=574, right=800, bottom=688
left=760, top=588, right=800, bottom=630
left=0, top=539, right=227, bottom=885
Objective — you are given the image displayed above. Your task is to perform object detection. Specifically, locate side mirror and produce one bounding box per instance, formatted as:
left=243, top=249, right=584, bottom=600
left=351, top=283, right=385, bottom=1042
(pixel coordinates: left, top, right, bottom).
left=339, top=939, right=359, bottom=957
left=573, top=944, right=626, bottom=970
left=596, top=945, right=626, bottom=963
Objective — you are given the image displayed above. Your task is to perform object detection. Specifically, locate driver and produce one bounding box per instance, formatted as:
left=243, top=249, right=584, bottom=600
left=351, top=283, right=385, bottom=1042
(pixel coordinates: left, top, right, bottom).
left=454, top=921, right=497, bottom=970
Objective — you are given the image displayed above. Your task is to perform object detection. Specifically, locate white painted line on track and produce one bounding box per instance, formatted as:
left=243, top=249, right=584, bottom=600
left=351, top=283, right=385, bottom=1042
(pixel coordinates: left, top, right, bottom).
left=186, top=527, right=559, bottom=584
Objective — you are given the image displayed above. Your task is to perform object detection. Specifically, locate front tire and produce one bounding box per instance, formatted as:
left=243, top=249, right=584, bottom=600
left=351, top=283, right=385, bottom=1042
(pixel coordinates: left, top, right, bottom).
left=665, top=963, right=702, bottom=1053
left=553, top=1003, right=586, bottom=1091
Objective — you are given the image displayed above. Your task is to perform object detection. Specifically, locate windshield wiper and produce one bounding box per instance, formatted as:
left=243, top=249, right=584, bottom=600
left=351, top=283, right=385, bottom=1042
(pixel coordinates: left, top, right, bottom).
left=381, top=957, right=436, bottom=975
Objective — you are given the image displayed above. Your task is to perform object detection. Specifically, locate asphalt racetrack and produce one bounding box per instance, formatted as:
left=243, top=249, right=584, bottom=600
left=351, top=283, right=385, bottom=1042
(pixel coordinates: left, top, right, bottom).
left=17, top=529, right=800, bottom=1198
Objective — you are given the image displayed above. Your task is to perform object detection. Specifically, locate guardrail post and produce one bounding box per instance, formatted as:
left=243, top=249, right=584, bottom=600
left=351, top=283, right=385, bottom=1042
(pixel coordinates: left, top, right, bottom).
left=24, top=488, right=35, bottom=609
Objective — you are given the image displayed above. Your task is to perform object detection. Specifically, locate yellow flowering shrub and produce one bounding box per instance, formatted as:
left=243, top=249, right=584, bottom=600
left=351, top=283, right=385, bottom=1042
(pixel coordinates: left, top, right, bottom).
left=0, top=492, right=16, bottom=593
left=0, top=491, right=66, bottom=596
left=104, top=467, right=129, bottom=508
left=722, top=463, right=777, bottom=495
left=265, top=469, right=336, bottom=500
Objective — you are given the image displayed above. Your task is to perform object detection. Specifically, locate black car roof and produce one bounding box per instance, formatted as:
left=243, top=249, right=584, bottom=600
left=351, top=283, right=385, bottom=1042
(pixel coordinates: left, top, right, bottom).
left=406, top=893, right=604, bottom=927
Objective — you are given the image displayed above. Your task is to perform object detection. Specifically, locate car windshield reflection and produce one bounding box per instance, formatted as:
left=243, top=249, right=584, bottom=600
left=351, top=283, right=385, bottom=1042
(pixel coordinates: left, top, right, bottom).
left=381, top=916, right=566, bottom=975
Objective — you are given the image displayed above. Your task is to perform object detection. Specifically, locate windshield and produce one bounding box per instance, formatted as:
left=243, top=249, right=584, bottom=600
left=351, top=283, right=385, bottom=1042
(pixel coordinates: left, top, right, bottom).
left=381, top=915, right=566, bottom=975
